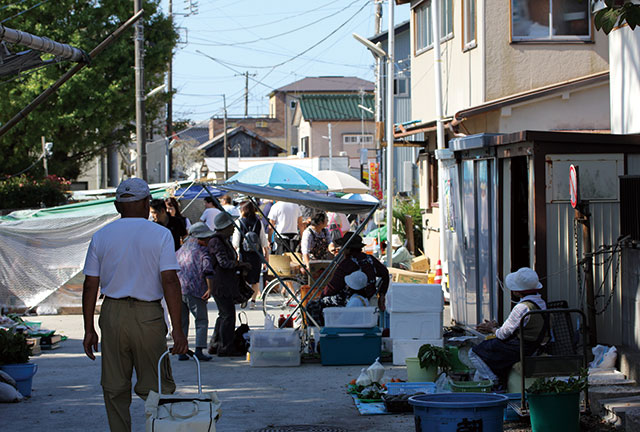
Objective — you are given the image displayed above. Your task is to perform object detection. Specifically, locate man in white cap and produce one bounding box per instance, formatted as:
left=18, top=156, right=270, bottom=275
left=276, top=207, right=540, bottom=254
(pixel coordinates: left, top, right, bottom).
left=82, top=178, right=188, bottom=432
left=468, top=267, right=547, bottom=389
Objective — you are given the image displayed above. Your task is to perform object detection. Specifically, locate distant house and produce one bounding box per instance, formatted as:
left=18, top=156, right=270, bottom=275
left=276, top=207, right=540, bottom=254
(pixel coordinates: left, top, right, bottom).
left=292, top=93, right=375, bottom=170
left=197, top=126, right=284, bottom=158
left=268, top=76, right=374, bottom=155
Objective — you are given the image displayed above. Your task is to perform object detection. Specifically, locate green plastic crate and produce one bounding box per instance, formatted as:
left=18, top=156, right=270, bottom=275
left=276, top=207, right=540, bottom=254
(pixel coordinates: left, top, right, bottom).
left=450, top=380, right=493, bottom=393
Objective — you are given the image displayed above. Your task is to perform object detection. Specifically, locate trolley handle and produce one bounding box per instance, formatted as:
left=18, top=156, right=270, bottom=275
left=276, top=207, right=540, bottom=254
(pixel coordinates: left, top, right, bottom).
left=158, top=349, right=202, bottom=394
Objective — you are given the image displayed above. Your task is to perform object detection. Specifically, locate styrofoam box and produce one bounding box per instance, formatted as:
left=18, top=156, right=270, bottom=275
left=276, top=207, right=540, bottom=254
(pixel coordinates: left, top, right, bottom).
left=386, top=382, right=436, bottom=395
left=250, top=347, right=300, bottom=367
left=249, top=329, right=300, bottom=349
left=392, top=338, right=443, bottom=366
left=386, top=283, right=443, bottom=313
left=323, top=306, right=378, bottom=328
left=390, top=311, right=443, bottom=339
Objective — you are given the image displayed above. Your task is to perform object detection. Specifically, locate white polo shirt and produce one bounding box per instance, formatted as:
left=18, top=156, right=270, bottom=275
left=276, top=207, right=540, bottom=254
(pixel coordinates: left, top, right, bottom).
left=83, top=218, right=180, bottom=301
left=268, top=201, right=301, bottom=234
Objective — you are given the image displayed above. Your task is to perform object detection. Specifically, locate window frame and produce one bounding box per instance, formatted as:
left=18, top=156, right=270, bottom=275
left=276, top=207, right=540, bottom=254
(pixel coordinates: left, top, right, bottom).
left=394, top=76, right=409, bottom=97
left=342, top=133, right=374, bottom=146
left=509, top=0, right=593, bottom=43
left=462, top=0, right=477, bottom=52
left=413, top=0, right=455, bottom=56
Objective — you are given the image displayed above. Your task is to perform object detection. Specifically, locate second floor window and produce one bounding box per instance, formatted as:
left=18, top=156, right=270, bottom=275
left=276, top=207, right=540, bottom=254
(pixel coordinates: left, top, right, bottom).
left=415, top=0, right=453, bottom=54
left=463, top=0, right=477, bottom=50
left=343, top=134, right=374, bottom=146
left=512, top=0, right=590, bottom=41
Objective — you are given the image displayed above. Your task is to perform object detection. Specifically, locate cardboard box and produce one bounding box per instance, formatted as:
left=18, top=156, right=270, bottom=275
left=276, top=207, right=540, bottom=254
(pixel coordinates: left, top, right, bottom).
left=411, top=255, right=430, bottom=273
left=388, top=267, right=430, bottom=284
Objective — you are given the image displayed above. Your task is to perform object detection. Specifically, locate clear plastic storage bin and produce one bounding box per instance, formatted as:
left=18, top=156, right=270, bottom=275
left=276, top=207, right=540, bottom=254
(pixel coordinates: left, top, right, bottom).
left=249, top=329, right=299, bottom=349
left=250, top=347, right=300, bottom=367
left=323, top=307, right=378, bottom=328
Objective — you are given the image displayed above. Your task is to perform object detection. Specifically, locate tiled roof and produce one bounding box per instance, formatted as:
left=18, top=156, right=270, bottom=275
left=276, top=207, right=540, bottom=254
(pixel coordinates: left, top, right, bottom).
left=197, top=126, right=283, bottom=152
left=299, top=94, right=375, bottom=121
left=173, top=126, right=210, bottom=146
left=274, top=76, right=374, bottom=93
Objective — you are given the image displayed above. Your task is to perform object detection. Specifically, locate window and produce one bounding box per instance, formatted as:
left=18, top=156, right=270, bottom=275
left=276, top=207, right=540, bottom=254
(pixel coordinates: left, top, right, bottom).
left=290, top=100, right=297, bottom=110
left=414, top=0, right=454, bottom=53
left=463, top=0, right=477, bottom=50
left=429, top=153, right=439, bottom=207
left=511, top=0, right=590, bottom=41
left=300, top=136, right=309, bottom=156
left=394, top=77, right=409, bottom=96
left=342, top=134, right=374, bottom=146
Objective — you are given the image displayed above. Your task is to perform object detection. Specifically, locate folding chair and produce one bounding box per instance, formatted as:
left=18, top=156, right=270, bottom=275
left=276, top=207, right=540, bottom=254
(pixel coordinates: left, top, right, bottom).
left=509, top=305, right=589, bottom=417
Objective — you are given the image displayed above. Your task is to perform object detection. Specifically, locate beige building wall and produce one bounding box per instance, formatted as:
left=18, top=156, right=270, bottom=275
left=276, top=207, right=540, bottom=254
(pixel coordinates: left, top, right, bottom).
left=409, top=0, right=609, bottom=123
left=305, top=120, right=376, bottom=166
left=485, top=0, right=609, bottom=101
left=410, top=0, right=486, bottom=122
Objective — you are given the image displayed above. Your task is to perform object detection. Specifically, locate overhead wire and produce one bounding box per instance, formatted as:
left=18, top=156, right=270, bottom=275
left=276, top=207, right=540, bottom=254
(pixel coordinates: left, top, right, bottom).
left=194, top=0, right=362, bottom=47
left=194, top=0, right=343, bottom=32
left=0, top=0, right=31, bottom=12
left=195, top=0, right=369, bottom=70
left=1, top=0, right=50, bottom=23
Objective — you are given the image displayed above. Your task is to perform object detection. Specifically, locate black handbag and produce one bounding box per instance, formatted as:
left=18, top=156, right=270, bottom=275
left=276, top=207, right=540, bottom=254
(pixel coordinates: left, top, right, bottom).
left=233, top=269, right=254, bottom=305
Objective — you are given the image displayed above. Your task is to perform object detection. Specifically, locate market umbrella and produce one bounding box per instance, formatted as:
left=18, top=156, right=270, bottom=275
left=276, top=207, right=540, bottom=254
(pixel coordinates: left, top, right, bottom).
left=342, top=193, right=379, bottom=203
left=225, top=162, right=327, bottom=191
left=314, top=170, right=369, bottom=194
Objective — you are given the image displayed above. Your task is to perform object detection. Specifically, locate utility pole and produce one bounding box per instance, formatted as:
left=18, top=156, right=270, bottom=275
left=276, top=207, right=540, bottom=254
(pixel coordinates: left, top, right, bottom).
left=386, top=0, right=395, bottom=267
left=235, top=71, right=256, bottom=117
left=41, top=136, right=48, bottom=177
left=134, top=0, right=147, bottom=180
left=374, top=0, right=382, bottom=34
left=166, top=0, right=173, bottom=140
left=328, top=123, right=333, bottom=170
left=432, top=0, right=447, bottom=293
left=223, top=94, right=228, bottom=180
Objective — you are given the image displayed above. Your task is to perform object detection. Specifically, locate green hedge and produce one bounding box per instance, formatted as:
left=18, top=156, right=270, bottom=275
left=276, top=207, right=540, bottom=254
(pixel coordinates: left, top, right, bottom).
left=0, top=175, right=70, bottom=210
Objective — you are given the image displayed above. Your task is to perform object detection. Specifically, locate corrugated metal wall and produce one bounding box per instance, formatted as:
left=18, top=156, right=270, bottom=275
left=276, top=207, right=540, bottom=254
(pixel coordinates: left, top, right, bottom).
left=545, top=202, right=622, bottom=345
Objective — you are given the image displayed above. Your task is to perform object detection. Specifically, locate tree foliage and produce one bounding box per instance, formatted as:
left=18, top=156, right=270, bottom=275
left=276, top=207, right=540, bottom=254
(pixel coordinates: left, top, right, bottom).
left=0, top=0, right=177, bottom=180
left=595, top=1, right=640, bottom=34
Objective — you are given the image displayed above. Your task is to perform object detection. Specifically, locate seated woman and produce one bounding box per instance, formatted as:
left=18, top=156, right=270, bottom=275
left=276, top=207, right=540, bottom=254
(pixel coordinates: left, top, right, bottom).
left=468, top=267, right=548, bottom=388
left=300, top=212, right=334, bottom=272
left=306, top=232, right=389, bottom=326
left=386, top=234, right=412, bottom=269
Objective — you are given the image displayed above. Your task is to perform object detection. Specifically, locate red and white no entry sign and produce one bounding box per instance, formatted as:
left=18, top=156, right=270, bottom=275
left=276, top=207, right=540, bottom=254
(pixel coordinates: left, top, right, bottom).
left=569, top=164, right=579, bottom=209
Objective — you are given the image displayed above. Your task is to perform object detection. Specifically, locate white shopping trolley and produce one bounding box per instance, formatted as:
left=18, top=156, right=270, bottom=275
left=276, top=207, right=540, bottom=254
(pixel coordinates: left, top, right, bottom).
left=145, top=350, right=221, bottom=432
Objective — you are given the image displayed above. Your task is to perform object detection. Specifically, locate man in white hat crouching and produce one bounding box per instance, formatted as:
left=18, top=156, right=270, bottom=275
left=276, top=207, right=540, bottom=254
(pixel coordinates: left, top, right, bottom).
left=467, top=267, right=548, bottom=390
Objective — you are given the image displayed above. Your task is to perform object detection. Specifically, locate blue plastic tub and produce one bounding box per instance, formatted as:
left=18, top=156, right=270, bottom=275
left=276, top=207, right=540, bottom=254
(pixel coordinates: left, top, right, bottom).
left=409, top=393, right=509, bottom=432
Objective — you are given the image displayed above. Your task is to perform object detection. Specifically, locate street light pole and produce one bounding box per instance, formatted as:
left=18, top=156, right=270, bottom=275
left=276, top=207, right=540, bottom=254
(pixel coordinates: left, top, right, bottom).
left=223, top=94, right=228, bottom=180
left=134, top=0, right=147, bottom=180
left=386, top=0, right=395, bottom=267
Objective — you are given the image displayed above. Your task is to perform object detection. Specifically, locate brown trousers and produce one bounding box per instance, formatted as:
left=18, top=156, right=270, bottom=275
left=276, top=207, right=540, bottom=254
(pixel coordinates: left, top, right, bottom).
left=99, top=297, right=176, bottom=432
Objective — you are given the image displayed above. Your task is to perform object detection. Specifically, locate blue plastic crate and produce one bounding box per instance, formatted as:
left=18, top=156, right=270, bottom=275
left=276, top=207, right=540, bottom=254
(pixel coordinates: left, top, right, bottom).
left=319, top=326, right=381, bottom=366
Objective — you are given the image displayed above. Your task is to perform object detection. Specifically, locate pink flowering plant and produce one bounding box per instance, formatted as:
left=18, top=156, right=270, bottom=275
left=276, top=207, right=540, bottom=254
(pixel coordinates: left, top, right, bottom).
left=0, top=174, right=70, bottom=210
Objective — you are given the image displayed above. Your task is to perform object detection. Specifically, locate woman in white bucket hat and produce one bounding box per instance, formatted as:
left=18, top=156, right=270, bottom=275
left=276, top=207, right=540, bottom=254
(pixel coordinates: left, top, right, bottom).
left=467, top=267, right=548, bottom=389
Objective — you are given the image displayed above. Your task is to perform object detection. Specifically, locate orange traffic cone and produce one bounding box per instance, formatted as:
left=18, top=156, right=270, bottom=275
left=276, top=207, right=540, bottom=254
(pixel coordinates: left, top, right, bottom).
left=434, top=260, right=443, bottom=285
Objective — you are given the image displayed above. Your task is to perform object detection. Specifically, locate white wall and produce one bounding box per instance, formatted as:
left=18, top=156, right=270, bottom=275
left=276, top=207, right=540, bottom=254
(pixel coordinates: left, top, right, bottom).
left=610, top=25, right=640, bottom=134
left=497, top=82, right=611, bottom=133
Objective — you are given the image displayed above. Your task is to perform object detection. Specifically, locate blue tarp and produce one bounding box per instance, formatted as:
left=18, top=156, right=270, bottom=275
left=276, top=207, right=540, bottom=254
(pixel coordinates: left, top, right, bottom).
left=174, top=185, right=226, bottom=200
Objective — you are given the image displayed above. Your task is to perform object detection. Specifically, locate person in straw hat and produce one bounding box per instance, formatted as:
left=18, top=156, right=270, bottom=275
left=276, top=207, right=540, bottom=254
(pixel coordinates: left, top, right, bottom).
left=467, top=267, right=548, bottom=389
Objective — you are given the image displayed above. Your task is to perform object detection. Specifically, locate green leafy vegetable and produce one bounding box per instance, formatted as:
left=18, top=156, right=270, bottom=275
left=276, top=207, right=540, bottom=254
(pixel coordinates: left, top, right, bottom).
left=417, top=344, right=451, bottom=372
left=0, top=329, right=32, bottom=365
left=526, top=368, right=589, bottom=394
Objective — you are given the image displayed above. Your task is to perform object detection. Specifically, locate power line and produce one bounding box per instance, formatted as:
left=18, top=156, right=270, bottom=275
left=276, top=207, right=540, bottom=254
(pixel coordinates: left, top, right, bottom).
left=1, top=0, right=50, bottom=24
left=194, top=0, right=368, bottom=70
left=196, top=0, right=362, bottom=47
left=0, top=0, right=31, bottom=12
left=195, top=0, right=343, bottom=33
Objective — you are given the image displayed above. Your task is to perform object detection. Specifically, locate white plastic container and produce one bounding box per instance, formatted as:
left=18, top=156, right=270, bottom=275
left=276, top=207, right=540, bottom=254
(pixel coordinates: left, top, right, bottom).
left=385, top=283, right=443, bottom=313
left=323, top=306, right=378, bottom=328
left=249, top=347, right=300, bottom=367
left=392, top=338, right=443, bottom=366
left=249, top=329, right=299, bottom=349
left=390, top=311, right=443, bottom=339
